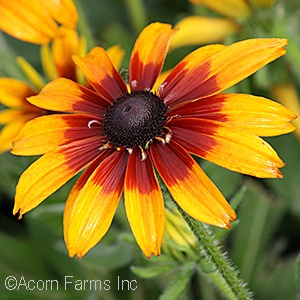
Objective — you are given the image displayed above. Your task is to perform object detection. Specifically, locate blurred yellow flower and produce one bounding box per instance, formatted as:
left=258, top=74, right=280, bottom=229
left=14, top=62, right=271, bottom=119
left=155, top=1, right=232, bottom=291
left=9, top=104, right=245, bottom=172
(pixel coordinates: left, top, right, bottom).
left=0, top=78, right=43, bottom=154
left=163, top=208, right=197, bottom=259
left=189, top=0, right=251, bottom=19
left=171, top=16, right=239, bottom=49
left=272, top=82, right=300, bottom=139
left=0, top=0, right=78, bottom=44
left=249, top=0, right=275, bottom=8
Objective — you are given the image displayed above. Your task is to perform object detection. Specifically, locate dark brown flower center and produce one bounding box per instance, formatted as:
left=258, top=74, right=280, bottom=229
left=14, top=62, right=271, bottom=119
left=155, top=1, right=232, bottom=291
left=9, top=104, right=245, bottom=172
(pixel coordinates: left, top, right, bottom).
left=103, top=90, right=167, bottom=148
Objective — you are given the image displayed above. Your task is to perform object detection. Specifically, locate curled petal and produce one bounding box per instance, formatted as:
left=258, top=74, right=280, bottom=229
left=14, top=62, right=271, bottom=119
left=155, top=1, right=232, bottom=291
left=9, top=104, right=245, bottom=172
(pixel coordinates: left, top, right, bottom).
left=124, top=148, right=165, bottom=258
left=151, top=141, right=236, bottom=228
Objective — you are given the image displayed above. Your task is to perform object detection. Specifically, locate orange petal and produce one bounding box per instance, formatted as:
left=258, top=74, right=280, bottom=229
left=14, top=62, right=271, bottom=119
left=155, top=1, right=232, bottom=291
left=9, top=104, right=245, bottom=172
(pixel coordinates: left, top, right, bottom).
left=12, top=114, right=105, bottom=156
left=0, top=0, right=60, bottom=44
left=124, top=148, right=165, bottom=258
left=73, top=47, right=127, bottom=102
left=170, top=117, right=285, bottom=178
left=27, top=78, right=110, bottom=115
left=64, top=150, right=128, bottom=259
left=162, top=38, right=287, bottom=106
left=151, top=141, right=236, bottom=228
left=13, top=136, right=104, bottom=218
left=0, top=78, right=36, bottom=108
left=170, top=93, right=297, bottom=136
left=170, top=16, right=239, bottom=50
left=129, top=22, right=178, bottom=91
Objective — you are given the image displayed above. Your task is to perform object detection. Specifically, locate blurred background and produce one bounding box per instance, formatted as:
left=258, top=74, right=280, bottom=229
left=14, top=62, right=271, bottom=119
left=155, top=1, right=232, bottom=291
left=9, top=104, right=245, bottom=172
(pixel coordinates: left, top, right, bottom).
left=0, top=0, right=299, bottom=299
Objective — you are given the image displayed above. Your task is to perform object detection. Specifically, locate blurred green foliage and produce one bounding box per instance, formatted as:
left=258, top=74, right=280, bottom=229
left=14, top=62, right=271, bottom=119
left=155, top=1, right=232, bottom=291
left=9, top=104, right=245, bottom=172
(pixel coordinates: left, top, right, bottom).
left=1, top=0, right=300, bottom=299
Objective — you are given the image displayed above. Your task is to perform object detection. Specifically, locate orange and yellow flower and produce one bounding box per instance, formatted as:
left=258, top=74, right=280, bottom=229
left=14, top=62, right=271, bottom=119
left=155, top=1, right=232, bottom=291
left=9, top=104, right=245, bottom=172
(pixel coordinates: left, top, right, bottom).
left=0, top=27, right=86, bottom=153
left=12, top=22, right=296, bottom=259
left=0, top=0, right=83, bottom=153
left=0, top=0, right=78, bottom=44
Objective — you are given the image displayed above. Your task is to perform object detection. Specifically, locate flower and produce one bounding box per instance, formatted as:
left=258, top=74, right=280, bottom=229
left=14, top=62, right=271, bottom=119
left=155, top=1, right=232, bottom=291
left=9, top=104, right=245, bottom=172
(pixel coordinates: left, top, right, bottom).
left=12, top=22, right=296, bottom=259
left=163, top=208, right=197, bottom=259
left=0, top=0, right=78, bottom=44
left=170, top=16, right=239, bottom=50
left=0, top=27, right=86, bottom=153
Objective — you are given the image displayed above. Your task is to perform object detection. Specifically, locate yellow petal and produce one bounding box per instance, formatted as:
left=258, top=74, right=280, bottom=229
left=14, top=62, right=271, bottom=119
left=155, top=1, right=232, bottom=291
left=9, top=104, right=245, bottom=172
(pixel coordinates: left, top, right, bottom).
left=12, top=114, right=104, bottom=156
left=64, top=150, right=127, bottom=259
left=52, top=28, right=81, bottom=80
left=170, top=93, right=297, bottom=136
left=73, top=47, right=127, bottom=102
left=106, top=45, right=125, bottom=71
left=124, top=148, right=165, bottom=258
left=41, top=0, right=78, bottom=29
left=151, top=141, right=236, bottom=228
left=0, top=0, right=60, bottom=44
left=170, top=118, right=285, bottom=178
left=0, top=78, right=36, bottom=107
left=13, top=136, right=103, bottom=217
left=129, top=22, right=178, bottom=91
left=171, top=16, right=239, bottom=50
left=163, top=38, right=288, bottom=106
left=0, top=116, right=32, bottom=154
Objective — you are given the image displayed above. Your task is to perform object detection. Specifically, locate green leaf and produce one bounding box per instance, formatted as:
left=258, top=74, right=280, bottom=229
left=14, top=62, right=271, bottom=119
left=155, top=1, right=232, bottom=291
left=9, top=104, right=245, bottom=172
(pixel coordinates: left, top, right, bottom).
left=256, top=256, right=299, bottom=300
left=80, top=237, right=134, bottom=271
left=159, top=261, right=194, bottom=300
left=297, top=255, right=300, bottom=299
left=231, top=179, right=288, bottom=285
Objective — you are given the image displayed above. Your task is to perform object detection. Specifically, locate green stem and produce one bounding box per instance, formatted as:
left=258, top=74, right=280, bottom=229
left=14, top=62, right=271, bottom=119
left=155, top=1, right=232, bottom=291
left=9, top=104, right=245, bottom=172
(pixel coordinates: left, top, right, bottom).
left=124, top=0, right=148, bottom=34
left=178, top=207, right=253, bottom=300
left=159, top=175, right=252, bottom=299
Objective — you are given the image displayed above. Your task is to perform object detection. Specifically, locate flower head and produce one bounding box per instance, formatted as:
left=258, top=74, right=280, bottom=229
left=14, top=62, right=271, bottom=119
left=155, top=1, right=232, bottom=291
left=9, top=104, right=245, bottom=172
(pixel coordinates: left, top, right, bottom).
left=12, top=22, right=296, bottom=258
